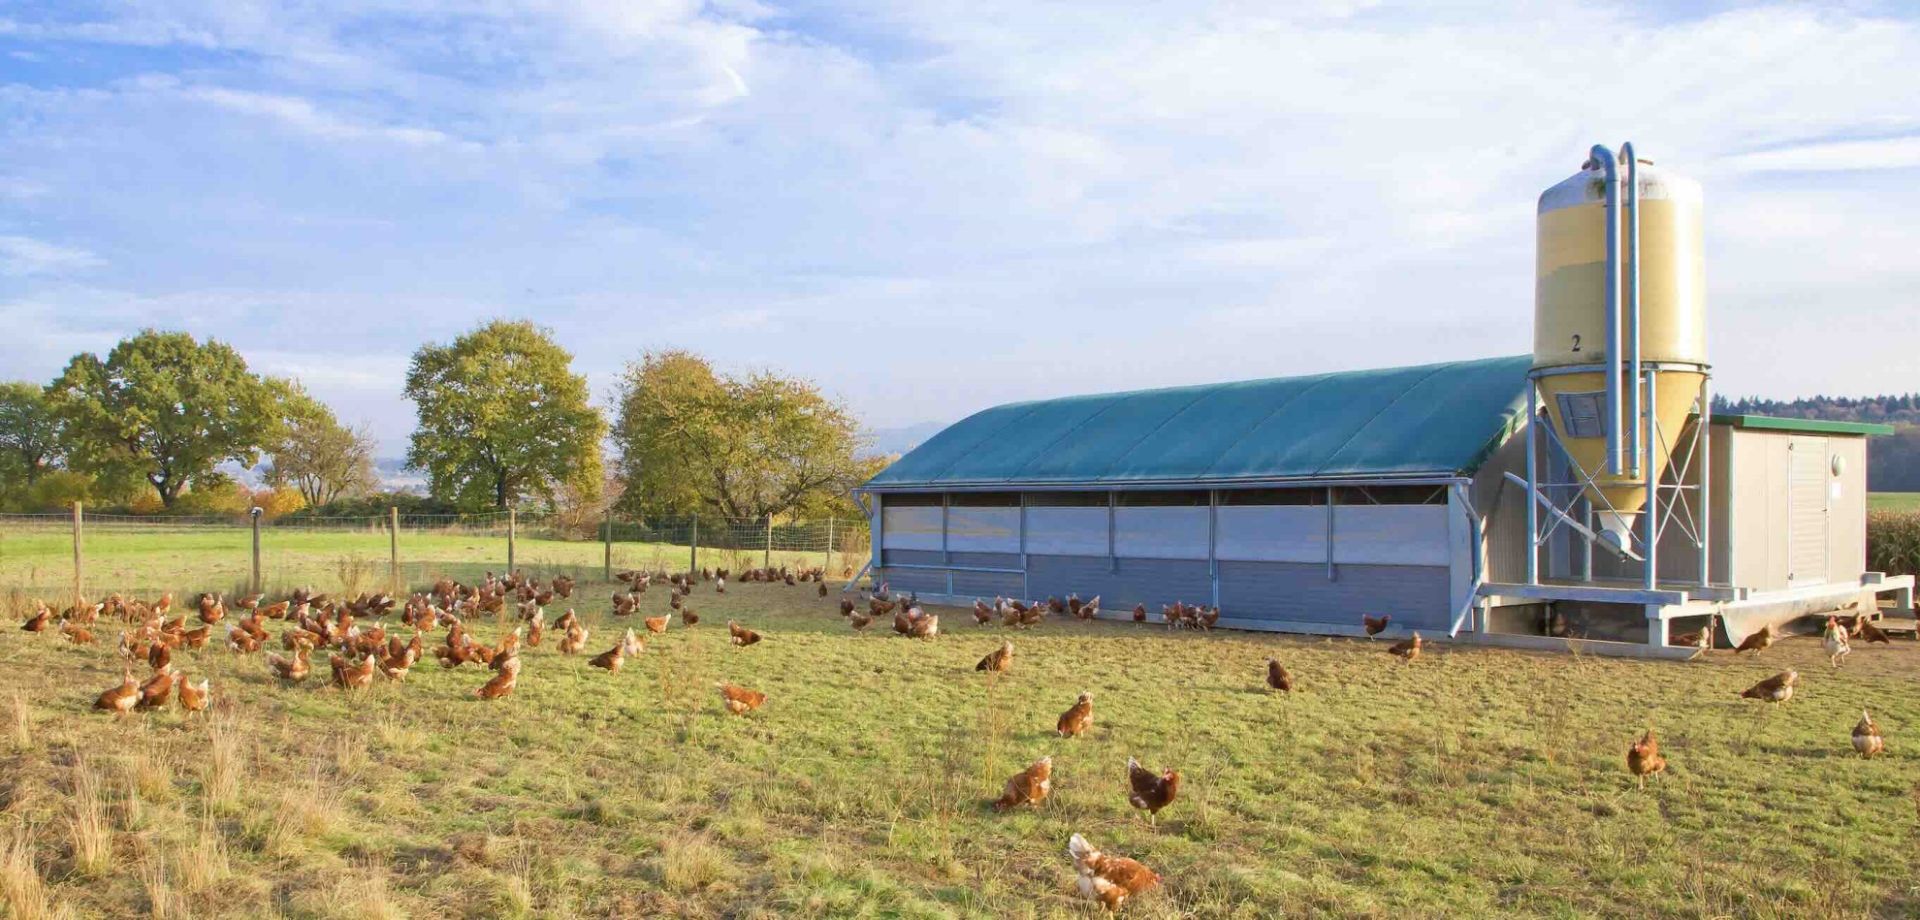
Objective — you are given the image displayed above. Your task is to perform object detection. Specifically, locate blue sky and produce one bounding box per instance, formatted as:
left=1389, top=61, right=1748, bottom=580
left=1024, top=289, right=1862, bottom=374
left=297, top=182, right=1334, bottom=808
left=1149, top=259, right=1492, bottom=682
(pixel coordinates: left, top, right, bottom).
left=2, top=1, right=1918, bottom=454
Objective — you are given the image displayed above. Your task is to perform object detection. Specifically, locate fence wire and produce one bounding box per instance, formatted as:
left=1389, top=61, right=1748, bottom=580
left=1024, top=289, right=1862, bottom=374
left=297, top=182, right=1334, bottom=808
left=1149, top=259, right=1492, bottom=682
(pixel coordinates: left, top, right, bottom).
left=0, top=510, right=871, bottom=601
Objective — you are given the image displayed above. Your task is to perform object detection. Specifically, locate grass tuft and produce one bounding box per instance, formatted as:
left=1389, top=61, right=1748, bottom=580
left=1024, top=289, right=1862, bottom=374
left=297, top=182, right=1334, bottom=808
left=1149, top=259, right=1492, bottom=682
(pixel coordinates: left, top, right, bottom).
left=65, top=756, right=113, bottom=877
left=1, top=829, right=73, bottom=920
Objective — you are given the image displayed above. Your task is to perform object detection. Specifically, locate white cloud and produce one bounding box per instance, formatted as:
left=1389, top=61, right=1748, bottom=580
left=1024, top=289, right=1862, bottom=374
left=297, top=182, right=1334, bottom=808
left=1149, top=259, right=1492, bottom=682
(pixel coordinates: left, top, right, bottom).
left=1721, top=134, right=1920, bottom=172
left=0, top=236, right=104, bottom=276
left=2, top=0, right=1918, bottom=433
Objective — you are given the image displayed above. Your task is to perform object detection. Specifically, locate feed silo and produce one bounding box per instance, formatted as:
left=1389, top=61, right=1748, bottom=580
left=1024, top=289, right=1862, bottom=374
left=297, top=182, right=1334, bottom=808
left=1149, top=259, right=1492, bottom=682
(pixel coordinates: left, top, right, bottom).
left=1532, top=145, right=1707, bottom=551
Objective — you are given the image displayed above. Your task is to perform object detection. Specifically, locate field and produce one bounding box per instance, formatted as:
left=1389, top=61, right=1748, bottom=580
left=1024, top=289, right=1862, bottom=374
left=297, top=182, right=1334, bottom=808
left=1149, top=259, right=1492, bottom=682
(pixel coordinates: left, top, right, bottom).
left=0, top=540, right=1915, bottom=918
left=1869, top=493, right=1920, bottom=512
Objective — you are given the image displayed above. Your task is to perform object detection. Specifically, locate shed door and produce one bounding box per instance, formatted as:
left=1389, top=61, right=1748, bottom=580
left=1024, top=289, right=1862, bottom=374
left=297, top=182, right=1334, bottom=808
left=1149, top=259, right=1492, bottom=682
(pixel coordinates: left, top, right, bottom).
left=1787, top=436, right=1829, bottom=587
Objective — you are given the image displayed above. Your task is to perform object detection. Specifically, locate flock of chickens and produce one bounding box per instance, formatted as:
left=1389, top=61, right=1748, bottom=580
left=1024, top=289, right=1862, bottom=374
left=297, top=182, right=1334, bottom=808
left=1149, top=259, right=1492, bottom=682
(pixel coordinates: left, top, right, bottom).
left=15, top=564, right=1902, bottom=912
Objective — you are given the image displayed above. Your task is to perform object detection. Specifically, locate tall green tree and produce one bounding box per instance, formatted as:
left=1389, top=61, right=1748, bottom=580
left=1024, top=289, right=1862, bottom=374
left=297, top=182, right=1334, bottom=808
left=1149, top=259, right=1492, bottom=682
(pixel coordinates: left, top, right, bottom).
left=611, top=350, right=871, bottom=520
left=404, top=319, right=604, bottom=511
left=266, top=385, right=378, bottom=508
left=49, top=330, right=284, bottom=509
left=0, top=381, right=62, bottom=488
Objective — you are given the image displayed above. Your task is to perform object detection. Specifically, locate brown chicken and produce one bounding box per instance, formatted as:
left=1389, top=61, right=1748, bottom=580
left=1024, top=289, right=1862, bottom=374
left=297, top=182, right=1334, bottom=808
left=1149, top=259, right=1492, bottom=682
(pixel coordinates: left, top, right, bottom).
left=1069, top=833, right=1159, bottom=911
left=588, top=642, right=625, bottom=674
left=992, top=755, right=1053, bottom=811
left=1126, top=757, right=1179, bottom=826
left=1132, top=604, right=1146, bottom=623
left=20, top=605, right=51, bottom=632
left=644, top=613, right=670, bottom=635
left=331, top=653, right=376, bottom=691
left=1388, top=632, right=1423, bottom=663
left=148, top=642, right=171, bottom=672
left=681, top=608, right=699, bottom=627
left=1733, top=624, right=1774, bottom=655
left=558, top=623, right=589, bottom=655
left=841, top=598, right=857, bottom=617
left=267, top=646, right=312, bottom=682
left=1265, top=656, right=1293, bottom=693
left=180, top=625, right=211, bottom=650
left=1627, top=729, right=1666, bottom=789
left=909, top=613, right=939, bottom=640
left=197, top=593, right=226, bottom=625
left=1057, top=692, right=1093, bottom=738
left=177, top=676, right=210, bottom=714
left=476, top=657, right=520, bottom=700
left=94, top=668, right=139, bottom=714
left=136, top=666, right=177, bottom=711
left=729, top=621, right=762, bottom=646
left=1740, top=669, right=1798, bottom=704
left=716, top=682, right=766, bottom=715
left=893, top=608, right=915, bottom=635
left=1362, top=614, right=1390, bottom=639
left=976, top=641, right=1013, bottom=673
left=973, top=599, right=994, bottom=625
left=818, top=581, right=828, bottom=598
left=60, top=620, right=94, bottom=645
left=848, top=610, right=873, bottom=633
left=1852, top=709, right=1884, bottom=757
left=1859, top=618, right=1892, bottom=645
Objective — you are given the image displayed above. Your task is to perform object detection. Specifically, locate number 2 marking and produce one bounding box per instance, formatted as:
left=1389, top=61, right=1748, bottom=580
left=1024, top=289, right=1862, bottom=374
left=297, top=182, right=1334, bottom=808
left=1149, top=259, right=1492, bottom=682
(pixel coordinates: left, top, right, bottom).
left=1571, top=334, right=1582, bottom=352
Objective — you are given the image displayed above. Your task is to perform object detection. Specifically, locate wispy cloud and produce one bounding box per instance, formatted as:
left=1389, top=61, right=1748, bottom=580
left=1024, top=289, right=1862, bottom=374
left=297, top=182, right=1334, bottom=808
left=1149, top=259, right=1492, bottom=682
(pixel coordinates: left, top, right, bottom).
left=0, top=236, right=103, bottom=276
left=0, top=0, right=1917, bottom=439
left=1721, top=134, right=1920, bottom=172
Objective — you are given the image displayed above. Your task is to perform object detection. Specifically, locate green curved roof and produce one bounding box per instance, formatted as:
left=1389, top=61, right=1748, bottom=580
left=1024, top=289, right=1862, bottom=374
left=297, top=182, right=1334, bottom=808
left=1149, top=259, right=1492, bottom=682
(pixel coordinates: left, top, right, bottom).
left=864, top=355, right=1533, bottom=490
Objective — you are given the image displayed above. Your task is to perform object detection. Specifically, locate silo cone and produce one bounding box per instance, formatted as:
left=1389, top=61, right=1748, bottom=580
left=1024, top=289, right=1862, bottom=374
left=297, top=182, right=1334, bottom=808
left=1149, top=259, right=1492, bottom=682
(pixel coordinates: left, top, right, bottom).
left=1534, top=156, right=1706, bottom=550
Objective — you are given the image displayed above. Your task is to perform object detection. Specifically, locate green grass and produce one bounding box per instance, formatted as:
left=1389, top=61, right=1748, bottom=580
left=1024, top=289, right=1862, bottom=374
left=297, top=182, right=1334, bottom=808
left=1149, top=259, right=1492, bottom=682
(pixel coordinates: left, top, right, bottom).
left=0, top=547, right=1911, bottom=917
left=1869, top=493, right=1920, bottom=512
left=0, top=522, right=865, bottom=601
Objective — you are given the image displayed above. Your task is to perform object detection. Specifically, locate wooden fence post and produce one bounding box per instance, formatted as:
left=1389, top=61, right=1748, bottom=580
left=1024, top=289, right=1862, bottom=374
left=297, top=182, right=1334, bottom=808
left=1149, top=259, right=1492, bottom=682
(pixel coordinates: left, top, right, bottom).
left=250, top=506, right=263, bottom=595
left=603, top=506, right=613, bottom=582
left=764, top=515, right=772, bottom=569
left=507, top=508, right=517, bottom=576
left=71, top=501, right=83, bottom=613
left=389, top=507, right=400, bottom=594
left=824, top=517, right=834, bottom=575
left=689, top=514, right=699, bottom=574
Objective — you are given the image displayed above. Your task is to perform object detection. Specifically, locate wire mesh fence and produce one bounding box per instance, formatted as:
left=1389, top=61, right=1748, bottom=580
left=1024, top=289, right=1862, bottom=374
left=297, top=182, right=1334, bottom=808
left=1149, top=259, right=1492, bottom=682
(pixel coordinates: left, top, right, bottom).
left=0, top=507, right=871, bottom=603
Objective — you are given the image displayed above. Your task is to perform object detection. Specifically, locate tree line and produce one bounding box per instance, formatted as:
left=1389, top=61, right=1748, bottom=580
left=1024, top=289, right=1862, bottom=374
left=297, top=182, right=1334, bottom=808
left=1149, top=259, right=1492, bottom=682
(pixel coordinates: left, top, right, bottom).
left=1713, top=393, right=1920, bottom=492
left=0, top=321, right=880, bottom=521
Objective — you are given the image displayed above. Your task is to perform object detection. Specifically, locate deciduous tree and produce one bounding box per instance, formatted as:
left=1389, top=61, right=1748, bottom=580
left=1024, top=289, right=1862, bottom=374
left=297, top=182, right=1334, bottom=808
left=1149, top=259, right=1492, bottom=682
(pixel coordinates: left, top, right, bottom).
left=266, top=386, right=378, bottom=508
left=0, top=381, right=61, bottom=488
left=48, top=330, right=283, bottom=509
left=404, top=320, right=604, bottom=511
left=611, top=350, right=870, bottom=521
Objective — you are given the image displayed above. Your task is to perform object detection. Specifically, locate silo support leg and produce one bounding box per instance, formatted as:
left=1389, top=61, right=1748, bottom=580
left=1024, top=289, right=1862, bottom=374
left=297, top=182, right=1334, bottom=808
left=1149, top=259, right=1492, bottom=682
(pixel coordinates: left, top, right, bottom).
left=1645, top=605, right=1669, bottom=648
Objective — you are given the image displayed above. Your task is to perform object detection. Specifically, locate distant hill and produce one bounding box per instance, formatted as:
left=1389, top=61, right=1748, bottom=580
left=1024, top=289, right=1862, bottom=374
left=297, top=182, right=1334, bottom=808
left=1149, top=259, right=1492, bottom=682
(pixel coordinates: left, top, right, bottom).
left=867, top=421, right=947, bottom=456
left=1714, top=394, right=1920, bottom=493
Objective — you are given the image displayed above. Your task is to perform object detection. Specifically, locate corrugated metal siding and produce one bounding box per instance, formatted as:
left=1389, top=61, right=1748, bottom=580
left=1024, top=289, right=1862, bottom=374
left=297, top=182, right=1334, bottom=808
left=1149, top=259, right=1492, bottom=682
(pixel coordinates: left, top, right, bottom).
left=1216, top=506, right=1324, bottom=562
left=1025, top=507, right=1108, bottom=555
left=1025, top=555, right=1213, bottom=610
left=953, top=571, right=1024, bottom=599
left=881, top=507, right=942, bottom=550
left=1218, top=561, right=1452, bottom=630
left=949, top=552, right=1019, bottom=568
left=1331, top=506, right=1450, bottom=565
left=947, top=507, right=1019, bottom=553
left=883, top=549, right=944, bottom=566
left=1113, top=507, right=1209, bottom=559
left=882, top=568, right=948, bottom=596
left=1472, top=429, right=1532, bottom=588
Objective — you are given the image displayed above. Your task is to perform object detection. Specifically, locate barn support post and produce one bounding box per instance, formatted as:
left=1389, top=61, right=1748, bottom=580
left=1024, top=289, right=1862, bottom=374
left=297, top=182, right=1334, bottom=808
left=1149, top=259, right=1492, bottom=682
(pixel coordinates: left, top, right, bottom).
left=1524, top=383, right=1540, bottom=585
left=1698, top=374, right=1712, bottom=588
left=942, top=493, right=953, bottom=596
left=1324, top=487, right=1336, bottom=582
left=1642, top=370, right=1658, bottom=591
left=1018, top=493, right=1029, bottom=602
left=1208, top=490, right=1220, bottom=610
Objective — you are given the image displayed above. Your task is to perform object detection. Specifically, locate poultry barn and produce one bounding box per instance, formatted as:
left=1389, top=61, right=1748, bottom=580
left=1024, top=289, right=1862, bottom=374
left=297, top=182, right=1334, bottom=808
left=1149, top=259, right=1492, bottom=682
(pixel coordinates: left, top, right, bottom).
left=855, top=142, right=1913, bottom=658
